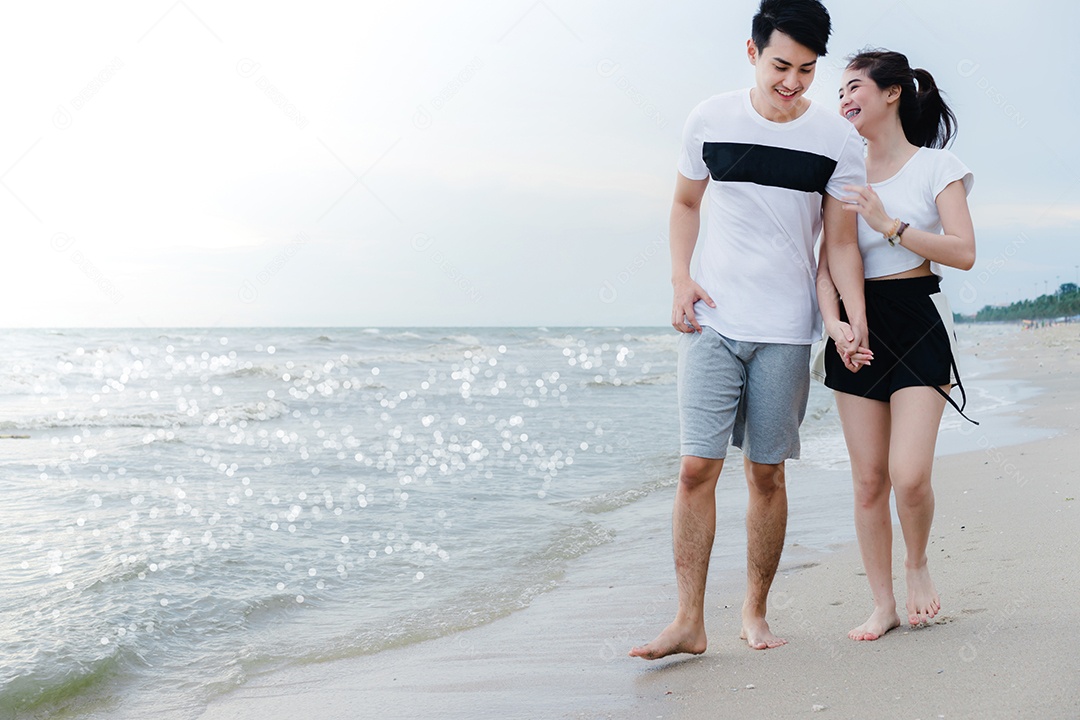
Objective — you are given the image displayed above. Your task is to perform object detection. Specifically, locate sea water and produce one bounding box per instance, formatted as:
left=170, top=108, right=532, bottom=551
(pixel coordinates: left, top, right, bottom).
left=0, top=324, right=1037, bottom=718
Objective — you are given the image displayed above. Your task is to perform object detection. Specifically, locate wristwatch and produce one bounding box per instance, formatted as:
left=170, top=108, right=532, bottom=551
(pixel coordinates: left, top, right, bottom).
left=886, top=221, right=909, bottom=247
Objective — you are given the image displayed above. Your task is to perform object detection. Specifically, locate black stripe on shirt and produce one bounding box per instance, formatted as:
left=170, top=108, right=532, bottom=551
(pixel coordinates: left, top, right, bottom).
left=702, top=142, right=837, bottom=194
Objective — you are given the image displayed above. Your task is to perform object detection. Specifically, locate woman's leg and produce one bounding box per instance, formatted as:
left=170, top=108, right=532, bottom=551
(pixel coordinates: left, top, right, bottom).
left=835, top=391, right=900, bottom=641
left=888, top=385, right=948, bottom=626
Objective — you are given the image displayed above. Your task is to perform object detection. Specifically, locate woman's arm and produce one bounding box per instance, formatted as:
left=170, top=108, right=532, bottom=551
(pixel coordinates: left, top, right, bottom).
left=892, top=180, right=976, bottom=270
left=842, top=180, right=976, bottom=270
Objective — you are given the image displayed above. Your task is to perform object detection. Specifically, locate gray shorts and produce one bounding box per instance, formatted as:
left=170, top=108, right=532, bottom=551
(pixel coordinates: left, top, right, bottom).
left=678, top=327, right=810, bottom=463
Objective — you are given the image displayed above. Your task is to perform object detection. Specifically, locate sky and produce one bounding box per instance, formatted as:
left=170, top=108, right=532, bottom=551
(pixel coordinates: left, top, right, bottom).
left=2, top=1, right=1077, bottom=327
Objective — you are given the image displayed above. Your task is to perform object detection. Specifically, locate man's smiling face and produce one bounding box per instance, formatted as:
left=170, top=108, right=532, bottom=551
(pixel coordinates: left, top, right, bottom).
left=748, top=30, right=818, bottom=122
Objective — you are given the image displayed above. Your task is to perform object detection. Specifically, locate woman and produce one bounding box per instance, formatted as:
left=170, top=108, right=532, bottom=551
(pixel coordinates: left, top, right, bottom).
left=816, top=49, right=976, bottom=641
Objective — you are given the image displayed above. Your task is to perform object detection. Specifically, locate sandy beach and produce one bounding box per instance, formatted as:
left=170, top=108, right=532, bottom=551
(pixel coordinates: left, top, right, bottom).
left=195, top=324, right=1079, bottom=720
left=653, top=324, right=1080, bottom=719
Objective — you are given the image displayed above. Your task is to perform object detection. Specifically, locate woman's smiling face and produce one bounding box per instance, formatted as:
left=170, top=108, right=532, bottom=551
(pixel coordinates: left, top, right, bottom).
left=839, top=67, right=899, bottom=134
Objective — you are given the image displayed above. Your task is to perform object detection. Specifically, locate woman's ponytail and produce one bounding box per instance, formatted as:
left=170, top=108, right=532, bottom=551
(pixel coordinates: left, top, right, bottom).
left=912, top=67, right=956, bottom=149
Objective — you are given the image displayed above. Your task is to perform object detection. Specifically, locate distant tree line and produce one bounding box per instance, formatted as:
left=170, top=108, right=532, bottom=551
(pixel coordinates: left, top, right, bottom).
left=955, top=283, right=1080, bottom=323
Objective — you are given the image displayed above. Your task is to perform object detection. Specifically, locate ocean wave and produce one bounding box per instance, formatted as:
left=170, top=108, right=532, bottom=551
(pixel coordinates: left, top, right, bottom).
left=57, top=343, right=128, bottom=358
left=0, top=400, right=287, bottom=431
left=0, top=376, right=42, bottom=394
left=806, top=403, right=835, bottom=423
left=219, top=358, right=387, bottom=382
left=628, top=333, right=678, bottom=347
left=795, top=430, right=852, bottom=471
left=534, top=331, right=676, bottom=352
left=359, top=348, right=498, bottom=366
left=237, top=592, right=309, bottom=622
left=0, top=643, right=124, bottom=717
left=526, top=520, right=617, bottom=564
left=437, top=333, right=483, bottom=346
left=585, top=373, right=676, bottom=388
left=83, top=553, right=155, bottom=592
left=534, top=335, right=576, bottom=349
left=156, top=333, right=213, bottom=343
left=219, top=363, right=283, bottom=379
left=560, top=476, right=677, bottom=514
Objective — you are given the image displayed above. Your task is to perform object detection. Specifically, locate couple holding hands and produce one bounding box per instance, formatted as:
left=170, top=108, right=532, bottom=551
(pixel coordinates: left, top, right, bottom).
left=632, top=0, right=976, bottom=658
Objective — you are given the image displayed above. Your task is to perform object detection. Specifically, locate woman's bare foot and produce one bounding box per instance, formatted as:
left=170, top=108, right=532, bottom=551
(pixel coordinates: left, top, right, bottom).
left=905, top=561, right=940, bottom=625
left=629, top=619, right=707, bottom=660
left=740, top=612, right=787, bottom=650
left=848, top=605, right=901, bottom=641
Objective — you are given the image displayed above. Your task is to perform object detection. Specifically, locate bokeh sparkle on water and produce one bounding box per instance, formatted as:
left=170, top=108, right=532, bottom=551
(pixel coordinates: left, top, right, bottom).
left=0, top=327, right=681, bottom=718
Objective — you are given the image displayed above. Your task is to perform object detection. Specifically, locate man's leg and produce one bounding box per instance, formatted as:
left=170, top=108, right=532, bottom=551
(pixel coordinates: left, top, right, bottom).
left=740, top=458, right=788, bottom=649
left=889, top=385, right=948, bottom=626
left=630, top=455, right=723, bottom=659
left=835, top=391, right=900, bottom=641
left=631, top=328, right=741, bottom=660
left=734, top=340, right=810, bottom=649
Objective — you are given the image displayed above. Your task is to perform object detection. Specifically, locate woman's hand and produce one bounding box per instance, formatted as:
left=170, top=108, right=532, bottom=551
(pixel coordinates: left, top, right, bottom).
left=825, top=317, right=873, bottom=373
left=841, top=184, right=893, bottom=236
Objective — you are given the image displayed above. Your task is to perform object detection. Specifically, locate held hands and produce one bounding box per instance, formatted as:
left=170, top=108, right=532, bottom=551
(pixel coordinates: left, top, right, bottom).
left=671, top=277, right=715, bottom=333
left=841, top=184, right=892, bottom=235
left=826, top=318, right=873, bottom=373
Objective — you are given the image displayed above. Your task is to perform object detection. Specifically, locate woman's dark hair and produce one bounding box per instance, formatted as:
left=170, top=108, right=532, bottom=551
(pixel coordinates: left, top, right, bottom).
left=752, top=0, right=832, bottom=57
left=847, top=49, right=957, bottom=148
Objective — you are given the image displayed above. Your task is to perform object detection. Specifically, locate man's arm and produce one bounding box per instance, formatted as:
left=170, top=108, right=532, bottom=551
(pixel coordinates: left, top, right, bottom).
left=816, top=238, right=871, bottom=372
left=821, top=193, right=868, bottom=360
left=670, top=172, right=712, bottom=333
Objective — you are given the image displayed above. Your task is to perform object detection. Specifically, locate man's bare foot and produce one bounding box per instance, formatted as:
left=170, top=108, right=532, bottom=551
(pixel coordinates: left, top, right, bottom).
left=739, top=613, right=787, bottom=650
left=905, top=561, right=940, bottom=625
left=629, top=620, right=707, bottom=660
left=848, top=606, right=901, bottom=641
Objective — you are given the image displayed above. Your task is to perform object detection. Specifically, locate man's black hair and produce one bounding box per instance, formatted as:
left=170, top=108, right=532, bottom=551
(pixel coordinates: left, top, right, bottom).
left=751, top=0, right=832, bottom=57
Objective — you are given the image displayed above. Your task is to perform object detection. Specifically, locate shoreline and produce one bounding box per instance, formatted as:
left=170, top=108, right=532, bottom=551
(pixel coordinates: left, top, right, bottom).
left=192, top=323, right=1080, bottom=719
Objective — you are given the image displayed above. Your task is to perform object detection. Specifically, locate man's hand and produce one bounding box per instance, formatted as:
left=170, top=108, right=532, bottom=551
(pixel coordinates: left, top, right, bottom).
left=847, top=318, right=870, bottom=371
left=671, top=277, right=715, bottom=333
left=825, top=318, right=872, bottom=372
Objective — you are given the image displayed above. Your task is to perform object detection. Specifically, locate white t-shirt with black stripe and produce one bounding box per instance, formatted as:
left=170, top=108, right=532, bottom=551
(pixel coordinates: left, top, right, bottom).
left=678, top=88, right=866, bottom=344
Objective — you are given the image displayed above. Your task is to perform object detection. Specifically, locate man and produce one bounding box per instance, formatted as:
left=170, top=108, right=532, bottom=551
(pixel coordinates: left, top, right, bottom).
left=630, top=0, right=867, bottom=658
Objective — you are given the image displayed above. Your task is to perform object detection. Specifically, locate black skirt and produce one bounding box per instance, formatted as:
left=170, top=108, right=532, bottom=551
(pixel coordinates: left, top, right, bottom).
left=820, top=275, right=974, bottom=422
